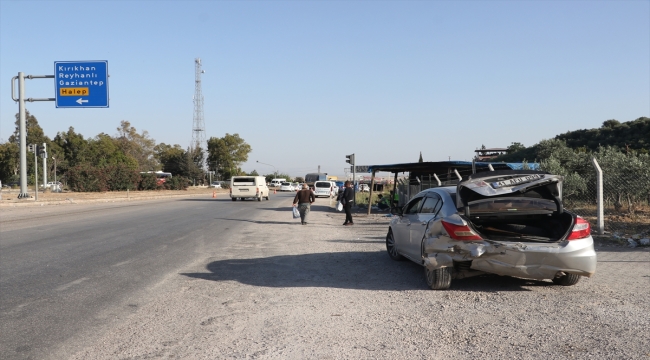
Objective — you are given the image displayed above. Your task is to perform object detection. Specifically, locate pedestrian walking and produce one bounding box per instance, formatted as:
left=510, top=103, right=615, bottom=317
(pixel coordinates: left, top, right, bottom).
left=342, top=180, right=354, bottom=225
left=293, top=183, right=315, bottom=225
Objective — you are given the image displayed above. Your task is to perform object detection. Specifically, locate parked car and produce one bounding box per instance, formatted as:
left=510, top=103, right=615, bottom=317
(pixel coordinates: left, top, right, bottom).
left=41, top=181, right=62, bottom=190
left=292, top=182, right=300, bottom=191
left=210, top=181, right=222, bottom=188
left=330, top=181, right=339, bottom=196
left=279, top=182, right=294, bottom=192
left=359, top=184, right=370, bottom=192
left=386, top=170, right=597, bottom=290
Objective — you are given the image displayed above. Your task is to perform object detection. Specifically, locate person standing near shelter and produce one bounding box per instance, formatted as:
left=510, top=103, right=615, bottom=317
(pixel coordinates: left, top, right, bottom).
left=293, top=183, right=315, bottom=225
left=342, top=180, right=355, bottom=225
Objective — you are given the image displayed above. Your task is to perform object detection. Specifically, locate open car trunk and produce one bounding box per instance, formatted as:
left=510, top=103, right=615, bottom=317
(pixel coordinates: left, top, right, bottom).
left=457, top=171, right=574, bottom=243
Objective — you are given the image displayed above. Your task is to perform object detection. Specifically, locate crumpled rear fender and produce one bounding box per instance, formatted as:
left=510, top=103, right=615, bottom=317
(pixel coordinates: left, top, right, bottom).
left=422, top=236, right=597, bottom=280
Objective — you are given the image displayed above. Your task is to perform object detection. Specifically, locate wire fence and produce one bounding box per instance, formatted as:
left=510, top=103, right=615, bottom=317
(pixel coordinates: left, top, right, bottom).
left=395, top=159, right=650, bottom=238
left=562, top=161, right=650, bottom=238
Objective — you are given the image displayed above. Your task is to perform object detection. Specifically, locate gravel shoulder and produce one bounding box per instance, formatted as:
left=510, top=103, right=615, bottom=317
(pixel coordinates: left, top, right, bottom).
left=46, top=196, right=650, bottom=359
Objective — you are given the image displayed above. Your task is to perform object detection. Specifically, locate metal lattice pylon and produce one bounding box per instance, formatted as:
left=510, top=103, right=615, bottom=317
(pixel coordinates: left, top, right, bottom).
left=191, top=58, right=206, bottom=166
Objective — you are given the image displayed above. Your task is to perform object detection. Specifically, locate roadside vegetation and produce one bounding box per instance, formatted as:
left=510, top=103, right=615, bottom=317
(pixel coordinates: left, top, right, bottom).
left=490, top=117, right=650, bottom=235
left=0, top=111, right=255, bottom=191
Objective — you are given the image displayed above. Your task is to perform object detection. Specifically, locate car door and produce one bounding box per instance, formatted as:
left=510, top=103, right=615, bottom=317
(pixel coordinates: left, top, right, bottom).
left=404, top=193, right=443, bottom=260
left=393, top=196, right=424, bottom=258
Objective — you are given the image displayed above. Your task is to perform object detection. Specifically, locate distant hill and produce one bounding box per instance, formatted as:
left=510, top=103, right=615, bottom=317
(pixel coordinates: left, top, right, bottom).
left=492, top=117, right=649, bottom=162
left=555, top=117, right=649, bottom=152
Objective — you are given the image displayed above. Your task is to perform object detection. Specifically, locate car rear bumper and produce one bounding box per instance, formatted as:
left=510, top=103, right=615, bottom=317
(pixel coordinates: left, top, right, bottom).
left=423, top=236, right=597, bottom=280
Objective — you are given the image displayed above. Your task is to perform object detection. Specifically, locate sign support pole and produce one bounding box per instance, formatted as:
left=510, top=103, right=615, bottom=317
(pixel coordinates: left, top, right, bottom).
left=18, top=73, right=28, bottom=198
left=34, top=149, right=38, bottom=201
left=11, top=74, right=54, bottom=199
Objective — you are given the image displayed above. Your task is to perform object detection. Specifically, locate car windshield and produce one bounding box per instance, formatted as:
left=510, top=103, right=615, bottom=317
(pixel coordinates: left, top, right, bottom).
left=315, top=182, right=330, bottom=188
left=281, top=182, right=290, bottom=186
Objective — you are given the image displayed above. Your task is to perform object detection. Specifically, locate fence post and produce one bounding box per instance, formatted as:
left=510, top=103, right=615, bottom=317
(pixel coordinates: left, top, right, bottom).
left=591, top=157, right=604, bottom=235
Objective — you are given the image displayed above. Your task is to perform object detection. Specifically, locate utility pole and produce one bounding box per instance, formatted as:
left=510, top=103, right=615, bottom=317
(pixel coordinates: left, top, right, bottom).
left=41, top=143, right=47, bottom=187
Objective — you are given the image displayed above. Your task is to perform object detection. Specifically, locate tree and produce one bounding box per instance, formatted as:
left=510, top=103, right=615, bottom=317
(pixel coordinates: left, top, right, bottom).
left=0, top=141, right=19, bottom=183
left=248, top=169, right=259, bottom=176
left=115, top=121, right=158, bottom=171
left=207, top=133, right=252, bottom=180
left=84, top=133, right=137, bottom=169
left=184, top=146, right=205, bottom=182
left=52, top=127, right=89, bottom=169
left=155, top=143, right=186, bottom=175
left=8, top=111, right=51, bottom=184
left=507, top=142, right=526, bottom=153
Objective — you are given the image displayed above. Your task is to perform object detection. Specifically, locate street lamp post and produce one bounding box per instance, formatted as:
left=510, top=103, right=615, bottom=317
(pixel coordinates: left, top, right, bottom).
left=52, top=156, right=57, bottom=192
left=256, top=160, right=277, bottom=179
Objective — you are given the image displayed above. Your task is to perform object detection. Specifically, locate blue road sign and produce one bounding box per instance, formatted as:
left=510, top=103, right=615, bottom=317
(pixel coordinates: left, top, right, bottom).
left=54, top=61, right=109, bottom=108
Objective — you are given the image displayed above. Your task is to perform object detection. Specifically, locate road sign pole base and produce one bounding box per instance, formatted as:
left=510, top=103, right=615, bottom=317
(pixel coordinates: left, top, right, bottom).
left=18, top=193, right=30, bottom=199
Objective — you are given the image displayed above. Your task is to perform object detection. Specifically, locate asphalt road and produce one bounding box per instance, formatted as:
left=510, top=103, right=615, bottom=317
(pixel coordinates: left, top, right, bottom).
left=2, top=192, right=649, bottom=359
left=0, top=193, right=293, bottom=360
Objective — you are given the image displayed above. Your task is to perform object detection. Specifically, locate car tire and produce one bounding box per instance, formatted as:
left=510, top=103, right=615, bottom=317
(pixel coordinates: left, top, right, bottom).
left=258, top=197, right=261, bottom=201
left=232, top=197, right=237, bottom=201
left=425, top=267, right=452, bottom=290
left=386, top=230, right=405, bottom=261
left=552, top=273, right=580, bottom=286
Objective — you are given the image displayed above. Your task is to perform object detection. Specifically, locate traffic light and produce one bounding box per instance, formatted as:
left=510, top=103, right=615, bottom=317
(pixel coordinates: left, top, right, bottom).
left=346, top=154, right=355, bottom=164
left=38, top=143, right=46, bottom=157
left=28, top=144, right=35, bottom=152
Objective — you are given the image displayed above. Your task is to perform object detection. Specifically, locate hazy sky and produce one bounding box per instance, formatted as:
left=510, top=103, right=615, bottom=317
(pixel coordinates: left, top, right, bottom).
left=1, top=0, right=648, bottom=177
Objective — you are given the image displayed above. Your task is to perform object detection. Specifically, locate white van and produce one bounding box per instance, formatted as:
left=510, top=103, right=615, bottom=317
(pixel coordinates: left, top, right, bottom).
left=230, top=176, right=269, bottom=201
left=313, top=180, right=333, bottom=198
left=270, top=178, right=286, bottom=187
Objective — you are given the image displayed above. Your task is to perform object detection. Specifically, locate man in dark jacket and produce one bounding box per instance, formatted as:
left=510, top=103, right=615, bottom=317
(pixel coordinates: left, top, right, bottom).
left=293, top=184, right=315, bottom=225
left=341, top=180, right=355, bottom=225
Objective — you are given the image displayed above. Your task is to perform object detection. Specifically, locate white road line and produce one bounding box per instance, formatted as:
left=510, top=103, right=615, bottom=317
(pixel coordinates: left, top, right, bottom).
left=55, top=277, right=89, bottom=291
left=112, top=259, right=134, bottom=267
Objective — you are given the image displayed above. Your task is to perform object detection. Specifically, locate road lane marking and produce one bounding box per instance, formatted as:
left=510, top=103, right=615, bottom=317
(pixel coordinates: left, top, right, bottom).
left=55, top=277, right=89, bottom=291
left=112, top=259, right=134, bottom=267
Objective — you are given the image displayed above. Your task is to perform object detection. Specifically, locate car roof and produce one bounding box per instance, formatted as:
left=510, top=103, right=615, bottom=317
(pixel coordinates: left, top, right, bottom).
left=421, top=186, right=456, bottom=195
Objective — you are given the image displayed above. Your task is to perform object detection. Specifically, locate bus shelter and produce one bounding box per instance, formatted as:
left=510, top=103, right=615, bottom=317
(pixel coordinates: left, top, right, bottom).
left=363, top=161, right=537, bottom=214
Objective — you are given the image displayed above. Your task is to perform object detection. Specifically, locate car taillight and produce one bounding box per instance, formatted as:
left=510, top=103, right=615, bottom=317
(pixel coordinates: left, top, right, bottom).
left=567, top=217, right=591, bottom=240
left=441, top=220, right=483, bottom=241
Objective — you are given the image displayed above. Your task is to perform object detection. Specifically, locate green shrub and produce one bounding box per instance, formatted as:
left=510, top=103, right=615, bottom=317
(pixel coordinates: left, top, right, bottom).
left=138, top=173, right=160, bottom=190
left=66, top=164, right=108, bottom=192
left=105, top=164, right=140, bottom=191
left=164, top=176, right=190, bottom=190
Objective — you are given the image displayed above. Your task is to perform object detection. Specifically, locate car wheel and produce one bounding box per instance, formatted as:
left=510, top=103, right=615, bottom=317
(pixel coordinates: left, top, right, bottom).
left=552, top=273, right=580, bottom=286
left=231, top=197, right=237, bottom=201
left=386, top=230, right=404, bottom=261
left=425, top=267, right=452, bottom=290
left=257, top=196, right=262, bottom=201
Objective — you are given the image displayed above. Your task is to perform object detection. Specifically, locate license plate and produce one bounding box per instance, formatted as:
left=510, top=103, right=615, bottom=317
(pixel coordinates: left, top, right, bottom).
left=491, top=174, right=544, bottom=188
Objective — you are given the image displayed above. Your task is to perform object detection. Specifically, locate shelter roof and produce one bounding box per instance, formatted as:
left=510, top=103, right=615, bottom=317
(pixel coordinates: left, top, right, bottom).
left=367, top=161, right=537, bottom=174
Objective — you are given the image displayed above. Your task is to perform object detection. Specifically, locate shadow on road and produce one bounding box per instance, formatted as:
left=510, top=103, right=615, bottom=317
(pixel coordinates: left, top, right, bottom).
left=258, top=205, right=336, bottom=213
left=214, top=217, right=295, bottom=225
left=181, top=251, right=545, bottom=292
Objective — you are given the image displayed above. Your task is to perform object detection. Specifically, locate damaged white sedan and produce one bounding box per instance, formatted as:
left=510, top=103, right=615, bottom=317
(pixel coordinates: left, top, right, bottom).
left=386, top=170, right=597, bottom=290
